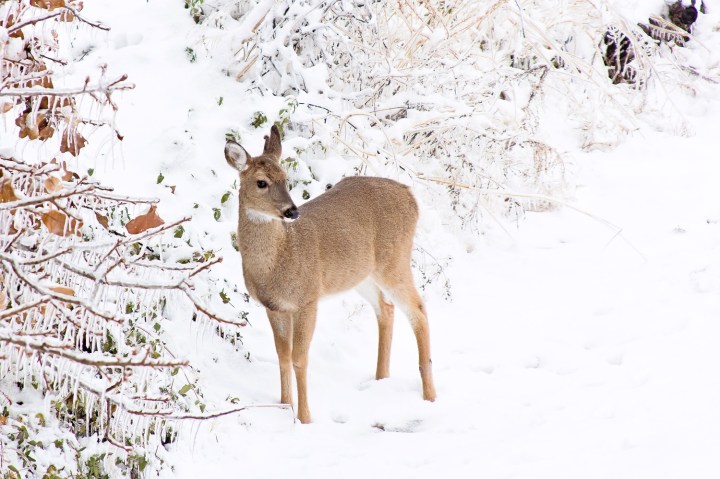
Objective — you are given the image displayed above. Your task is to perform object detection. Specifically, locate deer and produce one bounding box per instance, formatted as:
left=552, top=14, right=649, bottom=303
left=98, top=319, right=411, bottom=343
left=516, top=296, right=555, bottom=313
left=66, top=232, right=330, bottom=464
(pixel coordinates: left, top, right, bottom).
left=224, top=125, right=436, bottom=423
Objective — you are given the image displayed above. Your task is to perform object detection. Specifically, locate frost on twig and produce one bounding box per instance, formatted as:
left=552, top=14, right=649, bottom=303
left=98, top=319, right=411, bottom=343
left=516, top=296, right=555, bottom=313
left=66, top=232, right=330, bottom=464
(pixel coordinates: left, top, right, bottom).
left=1, top=0, right=134, bottom=157
left=0, top=157, right=245, bottom=456
left=193, top=0, right=709, bottom=233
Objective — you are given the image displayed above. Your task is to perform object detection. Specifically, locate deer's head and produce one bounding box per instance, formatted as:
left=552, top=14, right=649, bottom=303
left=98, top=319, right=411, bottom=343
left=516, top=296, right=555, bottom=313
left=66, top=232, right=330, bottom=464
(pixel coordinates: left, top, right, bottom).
left=225, top=125, right=299, bottom=222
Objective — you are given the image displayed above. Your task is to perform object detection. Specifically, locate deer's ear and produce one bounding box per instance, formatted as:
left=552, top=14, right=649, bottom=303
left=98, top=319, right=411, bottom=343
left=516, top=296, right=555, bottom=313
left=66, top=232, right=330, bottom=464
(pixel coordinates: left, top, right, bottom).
left=225, top=142, right=251, bottom=171
left=263, top=124, right=282, bottom=161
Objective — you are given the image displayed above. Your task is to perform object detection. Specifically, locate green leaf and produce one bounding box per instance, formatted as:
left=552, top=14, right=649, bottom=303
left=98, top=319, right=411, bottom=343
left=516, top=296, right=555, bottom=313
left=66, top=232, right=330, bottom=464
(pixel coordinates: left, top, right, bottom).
left=213, top=208, right=221, bottom=221
left=221, top=191, right=231, bottom=204
left=219, top=290, right=230, bottom=304
left=153, top=323, right=161, bottom=332
left=225, top=129, right=241, bottom=143
left=251, top=111, right=267, bottom=128
left=174, top=225, right=184, bottom=238
left=156, top=172, right=164, bottom=184
left=178, top=384, right=193, bottom=396
left=8, top=464, right=20, bottom=478
left=171, top=367, right=179, bottom=376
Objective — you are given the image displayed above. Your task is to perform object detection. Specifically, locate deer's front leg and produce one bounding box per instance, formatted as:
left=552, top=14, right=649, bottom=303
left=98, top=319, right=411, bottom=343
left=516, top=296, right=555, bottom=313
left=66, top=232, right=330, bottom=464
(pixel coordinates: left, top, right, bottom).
left=293, top=301, right=318, bottom=424
left=267, top=309, right=293, bottom=406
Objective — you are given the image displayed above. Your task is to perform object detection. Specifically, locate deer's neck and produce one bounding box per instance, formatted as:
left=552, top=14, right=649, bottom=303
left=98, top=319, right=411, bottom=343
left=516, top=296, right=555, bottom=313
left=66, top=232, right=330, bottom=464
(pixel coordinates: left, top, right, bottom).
left=236, top=206, right=296, bottom=305
left=238, top=208, right=289, bottom=269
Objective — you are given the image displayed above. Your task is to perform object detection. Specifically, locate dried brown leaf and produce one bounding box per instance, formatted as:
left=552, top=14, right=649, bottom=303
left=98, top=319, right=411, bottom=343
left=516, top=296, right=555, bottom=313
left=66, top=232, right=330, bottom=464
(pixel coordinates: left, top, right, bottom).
left=1, top=102, right=13, bottom=114
left=0, top=179, right=19, bottom=203
left=49, top=285, right=75, bottom=296
left=7, top=14, right=24, bottom=39
left=39, top=125, right=55, bottom=140
left=30, top=0, right=66, bottom=10
left=60, top=161, right=79, bottom=181
left=125, top=205, right=165, bottom=235
left=44, top=176, right=62, bottom=193
left=16, top=113, right=52, bottom=141
left=59, top=9, right=75, bottom=22
left=95, top=212, right=109, bottom=229
left=42, top=210, right=83, bottom=236
left=0, top=290, right=7, bottom=310
left=60, top=128, right=87, bottom=156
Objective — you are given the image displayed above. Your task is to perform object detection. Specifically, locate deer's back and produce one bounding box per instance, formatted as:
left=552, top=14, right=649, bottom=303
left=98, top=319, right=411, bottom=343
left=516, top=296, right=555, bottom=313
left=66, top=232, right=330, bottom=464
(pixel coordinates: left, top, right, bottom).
left=294, top=176, right=418, bottom=294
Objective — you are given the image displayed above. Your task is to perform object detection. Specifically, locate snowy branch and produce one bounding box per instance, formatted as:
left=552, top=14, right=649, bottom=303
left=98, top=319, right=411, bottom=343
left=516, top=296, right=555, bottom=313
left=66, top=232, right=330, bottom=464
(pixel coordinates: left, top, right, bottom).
left=0, top=331, right=189, bottom=368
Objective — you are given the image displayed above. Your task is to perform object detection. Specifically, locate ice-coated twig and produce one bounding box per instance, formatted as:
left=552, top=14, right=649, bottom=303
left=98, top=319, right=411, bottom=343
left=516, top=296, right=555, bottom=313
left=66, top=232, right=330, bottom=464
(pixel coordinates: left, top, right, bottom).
left=0, top=332, right=189, bottom=368
left=121, top=403, right=292, bottom=420
left=0, top=295, right=51, bottom=321
left=0, top=183, right=100, bottom=210
left=0, top=75, right=133, bottom=97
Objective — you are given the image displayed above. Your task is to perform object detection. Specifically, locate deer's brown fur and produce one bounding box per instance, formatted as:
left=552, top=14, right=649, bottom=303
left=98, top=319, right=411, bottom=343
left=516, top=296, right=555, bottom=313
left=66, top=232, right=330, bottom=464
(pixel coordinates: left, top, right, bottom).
left=225, top=125, right=436, bottom=423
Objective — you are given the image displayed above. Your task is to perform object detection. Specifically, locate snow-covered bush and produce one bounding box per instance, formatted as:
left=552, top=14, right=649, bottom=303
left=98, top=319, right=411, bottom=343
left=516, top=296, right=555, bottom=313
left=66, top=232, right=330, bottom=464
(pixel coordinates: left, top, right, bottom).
left=190, top=0, right=712, bottom=231
left=1, top=2, right=247, bottom=477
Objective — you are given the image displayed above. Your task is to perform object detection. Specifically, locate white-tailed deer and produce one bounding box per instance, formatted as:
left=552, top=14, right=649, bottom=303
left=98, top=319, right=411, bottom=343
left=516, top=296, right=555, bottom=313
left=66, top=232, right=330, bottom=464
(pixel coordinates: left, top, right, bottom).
left=224, top=125, right=436, bottom=423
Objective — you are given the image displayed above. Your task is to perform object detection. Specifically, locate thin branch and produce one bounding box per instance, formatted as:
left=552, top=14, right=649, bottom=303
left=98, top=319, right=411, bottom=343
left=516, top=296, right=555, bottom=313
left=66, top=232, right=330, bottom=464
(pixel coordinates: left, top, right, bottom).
left=64, top=6, right=110, bottom=31
left=188, top=256, right=223, bottom=278
left=58, top=258, right=186, bottom=290
left=14, top=245, right=74, bottom=265
left=0, top=295, right=51, bottom=321
left=6, top=10, right=63, bottom=34
left=0, top=75, right=134, bottom=97
left=180, top=284, right=246, bottom=327
left=0, top=183, right=99, bottom=210
left=0, top=332, right=189, bottom=368
left=0, top=252, right=124, bottom=323
left=121, top=403, right=291, bottom=420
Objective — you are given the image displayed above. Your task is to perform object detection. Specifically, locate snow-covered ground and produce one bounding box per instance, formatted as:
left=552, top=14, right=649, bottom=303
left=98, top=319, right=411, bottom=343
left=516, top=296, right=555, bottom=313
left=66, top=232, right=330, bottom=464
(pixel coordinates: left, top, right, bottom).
left=159, top=131, right=720, bottom=479
left=42, top=0, right=720, bottom=477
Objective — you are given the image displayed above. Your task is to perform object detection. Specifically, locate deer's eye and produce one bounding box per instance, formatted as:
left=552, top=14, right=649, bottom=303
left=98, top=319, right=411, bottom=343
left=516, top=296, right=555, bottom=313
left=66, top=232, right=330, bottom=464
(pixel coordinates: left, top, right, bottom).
left=256, top=180, right=268, bottom=189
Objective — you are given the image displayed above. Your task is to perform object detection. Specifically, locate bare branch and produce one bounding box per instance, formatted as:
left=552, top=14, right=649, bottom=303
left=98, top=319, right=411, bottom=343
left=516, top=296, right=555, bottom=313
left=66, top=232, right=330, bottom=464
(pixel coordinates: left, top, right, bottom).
left=0, top=331, right=189, bottom=368
left=0, top=75, right=134, bottom=97
left=121, top=403, right=292, bottom=420
left=63, top=5, right=111, bottom=31
left=6, top=10, right=63, bottom=34
left=180, top=284, right=246, bottom=327
left=0, top=183, right=100, bottom=210
left=0, top=251, right=125, bottom=323
left=0, top=295, right=51, bottom=321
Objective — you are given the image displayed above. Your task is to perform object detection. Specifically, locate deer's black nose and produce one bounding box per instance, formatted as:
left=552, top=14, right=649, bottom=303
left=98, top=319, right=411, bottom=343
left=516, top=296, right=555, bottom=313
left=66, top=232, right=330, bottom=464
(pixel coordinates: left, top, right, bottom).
left=283, top=206, right=299, bottom=220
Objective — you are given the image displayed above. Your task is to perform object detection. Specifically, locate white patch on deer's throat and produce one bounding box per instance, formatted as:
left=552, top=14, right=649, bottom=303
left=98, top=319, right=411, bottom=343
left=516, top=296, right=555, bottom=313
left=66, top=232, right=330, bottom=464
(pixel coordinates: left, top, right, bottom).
left=245, top=208, right=276, bottom=223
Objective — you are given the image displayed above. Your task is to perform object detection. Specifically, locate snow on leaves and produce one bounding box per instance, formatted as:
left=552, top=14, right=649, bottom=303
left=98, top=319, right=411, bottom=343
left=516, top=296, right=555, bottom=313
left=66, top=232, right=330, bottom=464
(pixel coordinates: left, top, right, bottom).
left=41, top=209, right=82, bottom=236
left=0, top=178, right=19, bottom=203
left=0, top=156, right=243, bottom=474
left=1, top=0, right=131, bottom=158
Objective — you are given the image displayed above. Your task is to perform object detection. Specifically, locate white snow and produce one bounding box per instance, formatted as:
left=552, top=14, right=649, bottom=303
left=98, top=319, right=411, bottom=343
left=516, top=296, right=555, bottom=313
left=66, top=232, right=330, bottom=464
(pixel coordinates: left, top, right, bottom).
left=5, top=0, right=720, bottom=477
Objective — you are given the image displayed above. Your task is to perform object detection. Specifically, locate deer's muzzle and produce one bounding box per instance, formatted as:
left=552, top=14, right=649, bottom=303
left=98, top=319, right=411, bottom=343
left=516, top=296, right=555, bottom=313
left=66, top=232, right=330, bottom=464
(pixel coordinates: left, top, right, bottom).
left=283, top=206, right=299, bottom=221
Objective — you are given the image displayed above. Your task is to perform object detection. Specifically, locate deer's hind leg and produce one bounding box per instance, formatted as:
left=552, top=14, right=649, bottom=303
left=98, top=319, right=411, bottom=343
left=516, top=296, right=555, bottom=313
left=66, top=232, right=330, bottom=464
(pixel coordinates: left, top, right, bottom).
left=376, top=270, right=436, bottom=402
left=356, top=279, right=395, bottom=380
